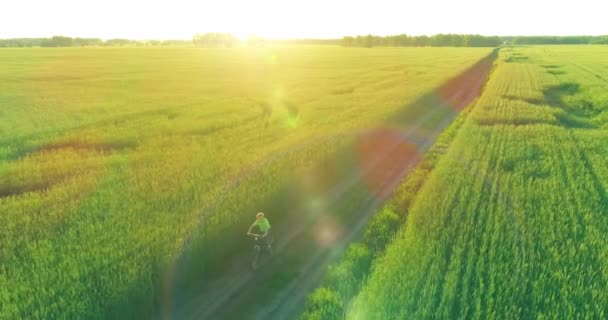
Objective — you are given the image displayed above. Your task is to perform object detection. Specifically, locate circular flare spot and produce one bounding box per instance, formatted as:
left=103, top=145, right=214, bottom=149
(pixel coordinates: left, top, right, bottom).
left=313, top=215, right=343, bottom=248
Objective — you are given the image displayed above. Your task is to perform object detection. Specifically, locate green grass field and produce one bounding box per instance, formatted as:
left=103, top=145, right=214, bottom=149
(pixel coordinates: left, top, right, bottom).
left=344, top=46, right=608, bottom=319
left=5, top=44, right=607, bottom=319
left=0, top=46, right=492, bottom=318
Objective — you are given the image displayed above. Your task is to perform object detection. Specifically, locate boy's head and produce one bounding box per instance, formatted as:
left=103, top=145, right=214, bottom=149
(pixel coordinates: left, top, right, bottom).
left=256, top=212, right=265, bottom=221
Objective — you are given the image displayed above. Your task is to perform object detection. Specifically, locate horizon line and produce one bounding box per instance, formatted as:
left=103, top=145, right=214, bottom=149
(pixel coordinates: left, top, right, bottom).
left=2, top=33, right=607, bottom=42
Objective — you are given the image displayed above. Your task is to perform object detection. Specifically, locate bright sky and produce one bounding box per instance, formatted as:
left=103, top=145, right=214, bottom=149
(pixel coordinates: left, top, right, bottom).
left=1, top=0, right=606, bottom=40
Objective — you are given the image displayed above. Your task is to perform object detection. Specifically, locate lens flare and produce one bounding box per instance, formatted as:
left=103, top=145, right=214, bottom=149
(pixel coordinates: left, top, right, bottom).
left=308, top=197, right=325, bottom=212
left=313, top=215, right=343, bottom=248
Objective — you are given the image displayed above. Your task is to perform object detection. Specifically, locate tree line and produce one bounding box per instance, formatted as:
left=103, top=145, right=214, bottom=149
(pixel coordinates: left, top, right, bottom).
left=191, top=33, right=340, bottom=47
left=0, top=36, right=190, bottom=47
left=2, top=34, right=607, bottom=48
left=341, top=34, right=503, bottom=47
left=340, top=34, right=608, bottom=47
left=505, top=36, right=608, bottom=45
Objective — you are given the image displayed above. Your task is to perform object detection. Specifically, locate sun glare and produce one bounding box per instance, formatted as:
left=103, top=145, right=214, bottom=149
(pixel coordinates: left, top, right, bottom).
left=2, top=0, right=606, bottom=39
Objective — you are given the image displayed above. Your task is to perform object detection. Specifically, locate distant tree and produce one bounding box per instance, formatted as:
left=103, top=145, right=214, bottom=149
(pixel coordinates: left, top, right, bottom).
left=363, top=34, right=374, bottom=48
left=591, top=36, right=608, bottom=44
left=396, top=34, right=409, bottom=46
left=73, top=38, right=102, bottom=46
left=430, top=34, right=444, bottom=46
left=193, top=33, right=238, bottom=47
left=414, top=35, right=429, bottom=46
left=341, top=36, right=355, bottom=47
left=41, top=36, right=74, bottom=47
left=103, top=39, right=132, bottom=46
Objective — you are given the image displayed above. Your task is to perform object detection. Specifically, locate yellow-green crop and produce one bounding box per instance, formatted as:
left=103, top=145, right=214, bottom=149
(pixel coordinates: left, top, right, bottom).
left=348, top=46, right=608, bottom=319
left=0, top=46, right=491, bottom=318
